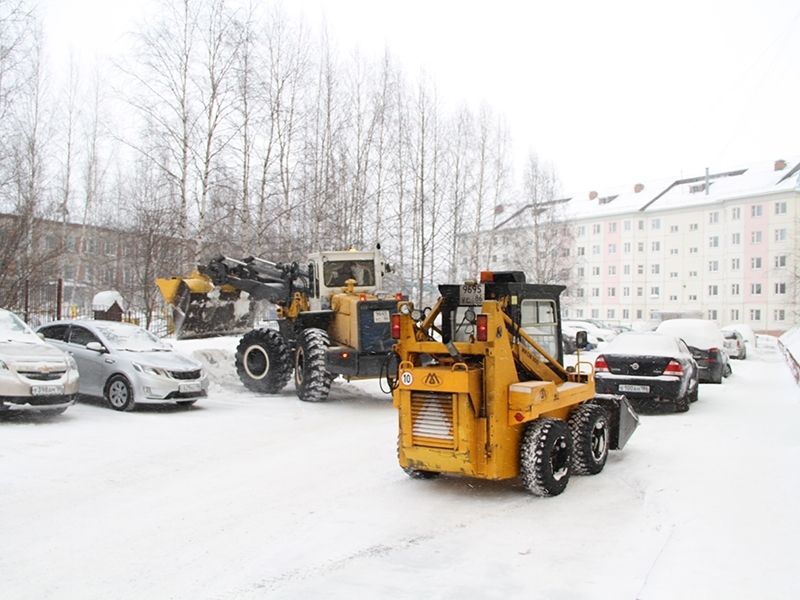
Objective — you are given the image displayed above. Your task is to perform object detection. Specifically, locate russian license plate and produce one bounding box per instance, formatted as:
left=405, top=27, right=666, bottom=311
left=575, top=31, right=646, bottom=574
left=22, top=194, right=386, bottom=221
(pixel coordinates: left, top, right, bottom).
left=179, top=382, right=202, bottom=394
left=459, top=283, right=485, bottom=305
left=31, top=384, right=64, bottom=396
left=619, top=384, right=650, bottom=393
left=373, top=310, right=390, bottom=323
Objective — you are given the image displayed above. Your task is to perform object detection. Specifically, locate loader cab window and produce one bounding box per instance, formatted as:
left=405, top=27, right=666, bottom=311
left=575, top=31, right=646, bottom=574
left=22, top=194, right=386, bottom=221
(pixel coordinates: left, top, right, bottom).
left=452, top=306, right=477, bottom=342
left=520, top=299, right=558, bottom=359
left=323, top=260, right=375, bottom=287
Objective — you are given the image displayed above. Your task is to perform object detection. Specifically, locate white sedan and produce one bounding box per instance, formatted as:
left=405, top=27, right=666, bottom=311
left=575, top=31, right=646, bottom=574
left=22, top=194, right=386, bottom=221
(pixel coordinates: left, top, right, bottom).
left=38, top=320, right=208, bottom=411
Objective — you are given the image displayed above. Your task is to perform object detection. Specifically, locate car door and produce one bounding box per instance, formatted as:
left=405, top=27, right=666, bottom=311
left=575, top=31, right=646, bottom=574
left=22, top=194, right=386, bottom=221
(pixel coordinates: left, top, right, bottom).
left=66, top=325, right=109, bottom=397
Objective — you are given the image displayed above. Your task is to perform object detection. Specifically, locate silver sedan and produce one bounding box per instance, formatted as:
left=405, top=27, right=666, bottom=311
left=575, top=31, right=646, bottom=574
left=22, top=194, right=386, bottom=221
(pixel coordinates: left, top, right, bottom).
left=38, top=320, right=208, bottom=411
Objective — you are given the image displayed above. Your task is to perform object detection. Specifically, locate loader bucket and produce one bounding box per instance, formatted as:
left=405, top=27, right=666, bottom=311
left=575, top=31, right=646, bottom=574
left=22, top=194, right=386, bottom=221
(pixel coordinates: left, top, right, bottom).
left=156, top=274, right=257, bottom=339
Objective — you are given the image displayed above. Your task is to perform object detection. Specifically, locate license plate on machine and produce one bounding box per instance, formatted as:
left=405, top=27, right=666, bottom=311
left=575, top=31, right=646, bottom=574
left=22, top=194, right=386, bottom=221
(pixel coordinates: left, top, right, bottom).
left=31, top=384, right=64, bottom=396
left=459, top=283, right=485, bottom=305
left=619, top=384, right=650, bottom=393
left=373, top=310, right=390, bottom=323
left=179, top=382, right=202, bottom=393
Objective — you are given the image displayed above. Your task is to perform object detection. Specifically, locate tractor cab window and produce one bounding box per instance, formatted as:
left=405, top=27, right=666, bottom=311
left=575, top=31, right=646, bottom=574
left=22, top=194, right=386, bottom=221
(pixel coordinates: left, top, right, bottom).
left=323, top=260, right=375, bottom=287
left=520, top=299, right=558, bottom=359
left=452, top=306, right=477, bottom=342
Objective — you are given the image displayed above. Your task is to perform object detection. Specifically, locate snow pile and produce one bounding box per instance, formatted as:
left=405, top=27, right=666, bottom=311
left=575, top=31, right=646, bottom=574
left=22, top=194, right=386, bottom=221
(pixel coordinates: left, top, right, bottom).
left=779, top=325, right=800, bottom=385
left=172, top=335, right=243, bottom=391
left=91, top=290, right=125, bottom=311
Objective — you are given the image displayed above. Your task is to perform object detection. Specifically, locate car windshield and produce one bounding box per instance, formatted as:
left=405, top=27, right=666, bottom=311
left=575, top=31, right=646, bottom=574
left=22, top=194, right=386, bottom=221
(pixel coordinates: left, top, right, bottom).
left=604, top=333, right=678, bottom=356
left=723, top=331, right=737, bottom=339
left=0, top=310, right=42, bottom=344
left=93, top=322, right=167, bottom=351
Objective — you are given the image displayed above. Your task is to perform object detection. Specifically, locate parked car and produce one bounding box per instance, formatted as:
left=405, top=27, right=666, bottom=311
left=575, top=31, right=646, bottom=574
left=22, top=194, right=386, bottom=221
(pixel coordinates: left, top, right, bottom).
left=722, top=324, right=756, bottom=349
left=722, top=329, right=747, bottom=359
left=655, top=319, right=730, bottom=383
left=37, top=320, right=208, bottom=411
left=0, top=308, right=79, bottom=415
left=562, top=319, right=618, bottom=344
left=561, top=322, right=599, bottom=354
left=594, top=331, right=699, bottom=412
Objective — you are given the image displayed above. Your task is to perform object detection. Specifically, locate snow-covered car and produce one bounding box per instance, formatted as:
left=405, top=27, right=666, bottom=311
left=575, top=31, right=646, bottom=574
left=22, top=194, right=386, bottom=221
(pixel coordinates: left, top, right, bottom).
left=721, top=324, right=756, bottom=349
left=561, top=321, right=599, bottom=353
left=562, top=319, right=617, bottom=344
left=37, top=320, right=208, bottom=411
left=655, top=319, right=730, bottom=383
left=722, top=329, right=747, bottom=360
left=0, top=308, right=79, bottom=415
left=594, top=332, right=699, bottom=412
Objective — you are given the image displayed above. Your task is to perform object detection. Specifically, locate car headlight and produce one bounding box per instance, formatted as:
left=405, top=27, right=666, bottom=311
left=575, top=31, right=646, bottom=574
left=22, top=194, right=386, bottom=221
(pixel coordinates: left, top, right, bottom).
left=66, top=355, right=79, bottom=372
left=132, top=363, right=169, bottom=377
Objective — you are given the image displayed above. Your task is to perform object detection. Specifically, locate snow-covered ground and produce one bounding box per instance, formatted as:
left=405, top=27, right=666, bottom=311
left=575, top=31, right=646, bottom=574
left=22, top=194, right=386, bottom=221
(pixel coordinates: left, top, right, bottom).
left=2, top=336, right=799, bottom=599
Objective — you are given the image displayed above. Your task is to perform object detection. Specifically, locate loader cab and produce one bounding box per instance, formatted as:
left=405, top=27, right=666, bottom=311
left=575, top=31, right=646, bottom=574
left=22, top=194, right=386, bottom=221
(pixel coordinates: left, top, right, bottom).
left=306, top=249, right=387, bottom=309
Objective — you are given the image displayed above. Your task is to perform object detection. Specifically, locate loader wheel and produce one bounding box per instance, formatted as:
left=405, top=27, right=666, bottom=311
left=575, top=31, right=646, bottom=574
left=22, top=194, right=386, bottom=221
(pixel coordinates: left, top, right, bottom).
left=519, top=418, right=572, bottom=497
left=294, top=328, right=334, bottom=402
left=402, top=466, right=441, bottom=479
left=568, top=404, right=609, bottom=476
left=235, top=329, right=293, bottom=394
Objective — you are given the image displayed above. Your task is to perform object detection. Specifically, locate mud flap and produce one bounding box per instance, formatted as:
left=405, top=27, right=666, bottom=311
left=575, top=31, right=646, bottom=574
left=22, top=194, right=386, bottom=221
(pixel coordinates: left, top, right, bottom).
left=591, top=394, right=639, bottom=450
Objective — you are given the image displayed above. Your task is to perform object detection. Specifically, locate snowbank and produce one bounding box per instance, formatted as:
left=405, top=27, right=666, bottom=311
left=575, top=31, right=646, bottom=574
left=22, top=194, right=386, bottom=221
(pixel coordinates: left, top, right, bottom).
left=778, top=325, right=800, bottom=386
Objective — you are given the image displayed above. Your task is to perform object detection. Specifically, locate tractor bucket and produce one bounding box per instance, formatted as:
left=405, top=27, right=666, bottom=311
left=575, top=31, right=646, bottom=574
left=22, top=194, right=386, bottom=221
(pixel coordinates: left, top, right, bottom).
left=156, top=273, right=256, bottom=339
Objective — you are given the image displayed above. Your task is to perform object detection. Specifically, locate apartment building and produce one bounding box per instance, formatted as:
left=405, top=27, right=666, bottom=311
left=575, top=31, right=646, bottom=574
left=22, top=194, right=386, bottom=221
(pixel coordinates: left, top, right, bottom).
left=460, top=156, right=800, bottom=334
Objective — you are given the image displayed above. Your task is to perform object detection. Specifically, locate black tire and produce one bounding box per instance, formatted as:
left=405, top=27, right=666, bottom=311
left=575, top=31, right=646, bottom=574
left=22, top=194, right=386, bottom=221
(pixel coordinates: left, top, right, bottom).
left=568, top=404, right=610, bottom=475
left=675, top=393, right=690, bottom=413
left=176, top=400, right=197, bottom=407
left=402, top=466, right=441, bottom=479
left=688, top=383, right=699, bottom=403
left=235, top=328, right=293, bottom=394
left=519, top=418, right=572, bottom=497
left=294, top=328, right=334, bottom=402
left=106, top=375, right=135, bottom=411
left=723, top=363, right=732, bottom=378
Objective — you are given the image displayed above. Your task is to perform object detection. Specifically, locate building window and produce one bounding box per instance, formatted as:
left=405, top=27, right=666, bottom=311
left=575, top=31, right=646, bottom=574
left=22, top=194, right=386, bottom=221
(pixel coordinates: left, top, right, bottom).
left=592, top=266, right=600, bottom=276
left=637, top=242, right=644, bottom=252
left=623, top=287, right=630, bottom=297
left=689, top=271, right=698, bottom=277
left=709, top=212, right=719, bottom=224
left=637, top=287, right=644, bottom=297
left=577, top=288, right=585, bottom=297
left=775, top=201, right=787, bottom=215
left=65, top=236, right=78, bottom=252
left=751, top=231, right=762, bottom=244
left=608, top=266, right=617, bottom=275
left=708, top=309, right=717, bottom=320
left=624, top=220, right=631, bottom=231
left=608, top=222, right=617, bottom=233
left=577, top=267, right=585, bottom=277
left=576, top=309, right=584, bottom=318
left=670, top=225, right=679, bottom=233
left=731, top=309, right=739, bottom=321
left=669, top=272, right=678, bottom=278
left=775, top=228, right=787, bottom=242
left=608, top=243, right=617, bottom=254
left=591, top=309, right=599, bottom=319
left=750, top=309, right=761, bottom=321
left=652, top=241, right=661, bottom=251
left=708, top=260, right=719, bottom=272
left=622, top=309, right=630, bottom=319
left=751, top=205, right=763, bottom=217
left=732, top=258, right=741, bottom=270
left=623, top=265, right=631, bottom=275
left=751, top=257, right=762, bottom=269
left=623, top=242, right=631, bottom=253
left=775, top=282, right=786, bottom=294
left=651, top=218, right=661, bottom=230
left=775, top=255, right=787, bottom=268
left=638, top=220, right=645, bottom=230
left=689, top=247, right=698, bottom=254
left=577, top=247, right=585, bottom=256
left=593, top=224, right=601, bottom=234
left=709, top=236, right=719, bottom=247
left=636, top=309, right=643, bottom=319
left=731, top=232, right=740, bottom=245
left=688, top=294, right=698, bottom=301
left=651, top=264, right=660, bottom=275
left=637, top=265, right=644, bottom=275
left=751, top=283, right=762, bottom=295
left=689, top=223, right=699, bottom=231
left=608, top=287, right=616, bottom=297
left=775, top=309, right=785, bottom=321
left=731, top=283, right=740, bottom=295
left=650, top=286, right=660, bottom=297
left=670, top=248, right=679, bottom=255
left=592, top=288, right=600, bottom=297
left=607, top=309, right=616, bottom=319
left=731, top=207, right=741, bottom=219
left=577, top=225, right=586, bottom=236
left=592, top=245, right=601, bottom=255
left=669, top=295, right=678, bottom=301
left=708, top=285, right=719, bottom=296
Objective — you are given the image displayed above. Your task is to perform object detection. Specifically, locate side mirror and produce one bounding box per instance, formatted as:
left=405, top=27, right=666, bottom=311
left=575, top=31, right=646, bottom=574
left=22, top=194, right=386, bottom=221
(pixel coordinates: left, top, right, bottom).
left=86, top=341, right=107, bottom=353
left=576, top=330, right=588, bottom=349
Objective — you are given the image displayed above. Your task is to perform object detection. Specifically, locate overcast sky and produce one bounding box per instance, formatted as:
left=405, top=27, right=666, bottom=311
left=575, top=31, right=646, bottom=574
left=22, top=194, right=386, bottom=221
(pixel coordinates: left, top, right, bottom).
left=41, top=0, right=800, bottom=195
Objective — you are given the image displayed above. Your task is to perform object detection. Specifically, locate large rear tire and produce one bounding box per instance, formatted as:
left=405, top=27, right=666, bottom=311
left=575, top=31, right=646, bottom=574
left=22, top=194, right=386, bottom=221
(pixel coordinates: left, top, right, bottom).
left=520, top=418, right=572, bottom=497
left=568, top=404, right=609, bottom=475
left=235, top=329, right=293, bottom=394
left=294, top=328, right=334, bottom=402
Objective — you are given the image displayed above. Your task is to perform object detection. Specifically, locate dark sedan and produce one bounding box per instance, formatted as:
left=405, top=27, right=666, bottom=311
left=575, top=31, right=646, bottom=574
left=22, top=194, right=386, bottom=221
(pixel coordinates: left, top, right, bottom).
left=594, top=332, right=699, bottom=412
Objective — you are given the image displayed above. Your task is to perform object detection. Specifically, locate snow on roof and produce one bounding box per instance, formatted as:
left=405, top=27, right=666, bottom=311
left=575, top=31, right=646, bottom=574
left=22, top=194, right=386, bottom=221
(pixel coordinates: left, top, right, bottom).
left=92, top=290, right=125, bottom=311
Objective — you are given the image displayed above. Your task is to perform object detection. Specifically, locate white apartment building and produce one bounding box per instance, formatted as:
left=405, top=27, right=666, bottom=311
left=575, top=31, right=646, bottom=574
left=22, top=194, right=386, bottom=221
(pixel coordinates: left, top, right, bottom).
left=461, top=156, right=800, bottom=334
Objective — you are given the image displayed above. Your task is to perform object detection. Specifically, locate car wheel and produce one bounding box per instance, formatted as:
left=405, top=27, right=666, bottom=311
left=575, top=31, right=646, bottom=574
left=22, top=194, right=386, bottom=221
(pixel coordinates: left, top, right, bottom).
left=235, top=329, right=293, bottom=394
left=688, top=383, right=699, bottom=403
left=675, top=393, right=690, bottom=413
left=106, top=375, right=135, bottom=411
left=723, top=363, right=732, bottom=378
left=519, top=418, right=572, bottom=497
left=568, top=404, right=609, bottom=475
left=176, top=400, right=197, bottom=407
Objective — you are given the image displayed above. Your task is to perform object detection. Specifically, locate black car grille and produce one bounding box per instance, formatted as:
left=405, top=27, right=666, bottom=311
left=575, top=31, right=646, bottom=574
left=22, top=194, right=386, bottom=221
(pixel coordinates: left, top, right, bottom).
left=18, top=371, right=65, bottom=381
left=604, top=357, right=672, bottom=376
left=170, top=369, right=202, bottom=380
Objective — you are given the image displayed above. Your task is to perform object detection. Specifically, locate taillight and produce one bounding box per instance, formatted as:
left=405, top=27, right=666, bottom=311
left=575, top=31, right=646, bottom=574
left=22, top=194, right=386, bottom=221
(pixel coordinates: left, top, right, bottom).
left=663, top=360, right=684, bottom=375
left=707, top=348, right=718, bottom=362
left=395, top=293, right=403, bottom=300
left=359, top=294, right=367, bottom=302
left=595, top=356, right=609, bottom=372
left=391, top=314, right=401, bottom=339
left=476, top=314, right=488, bottom=341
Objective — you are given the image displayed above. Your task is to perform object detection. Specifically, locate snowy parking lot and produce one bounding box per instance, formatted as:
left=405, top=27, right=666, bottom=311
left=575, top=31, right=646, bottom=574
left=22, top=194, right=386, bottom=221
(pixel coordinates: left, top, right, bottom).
left=2, top=337, right=799, bottom=599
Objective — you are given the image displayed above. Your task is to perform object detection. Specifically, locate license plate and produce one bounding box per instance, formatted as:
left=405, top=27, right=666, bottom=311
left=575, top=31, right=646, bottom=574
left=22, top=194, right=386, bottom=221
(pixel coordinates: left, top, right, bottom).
left=373, top=310, right=390, bottom=323
left=179, top=382, right=202, bottom=393
left=459, top=283, right=485, bottom=305
left=31, top=384, right=64, bottom=396
left=619, top=384, right=650, bottom=393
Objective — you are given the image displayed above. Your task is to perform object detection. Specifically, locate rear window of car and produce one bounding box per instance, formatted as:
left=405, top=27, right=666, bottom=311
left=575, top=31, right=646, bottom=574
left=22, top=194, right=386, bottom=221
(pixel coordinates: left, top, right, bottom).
left=604, top=333, right=678, bottom=356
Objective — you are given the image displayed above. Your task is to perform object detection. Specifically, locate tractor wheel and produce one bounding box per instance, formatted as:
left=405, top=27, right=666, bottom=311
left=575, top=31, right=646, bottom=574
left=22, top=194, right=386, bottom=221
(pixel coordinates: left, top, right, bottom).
left=568, top=404, right=610, bottom=475
left=106, top=375, right=135, bottom=412
left=519, top=418, right=572, bottom=497
left=294, top=328, right=334, bottom=402
left=235, top=329, right=293, bottom=394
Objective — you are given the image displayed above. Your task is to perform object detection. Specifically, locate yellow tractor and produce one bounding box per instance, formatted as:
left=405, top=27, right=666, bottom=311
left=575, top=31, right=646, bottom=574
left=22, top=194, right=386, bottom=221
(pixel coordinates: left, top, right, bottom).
left=157, top=248, right=402, bottom=402
left=390, top=271, right=638, bottom=496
